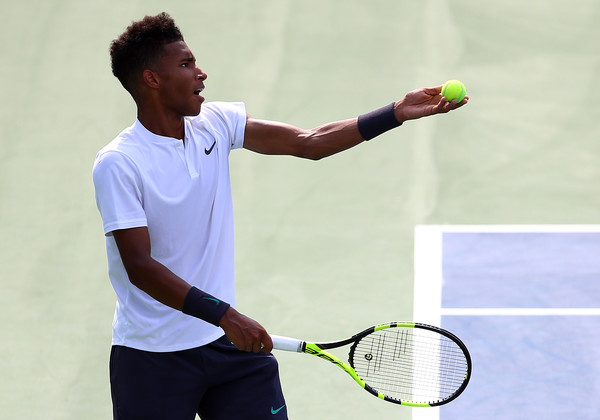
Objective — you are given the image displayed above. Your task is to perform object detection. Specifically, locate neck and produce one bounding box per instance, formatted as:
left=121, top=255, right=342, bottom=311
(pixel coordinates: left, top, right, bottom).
left=137, top=107, right=185, bottom=140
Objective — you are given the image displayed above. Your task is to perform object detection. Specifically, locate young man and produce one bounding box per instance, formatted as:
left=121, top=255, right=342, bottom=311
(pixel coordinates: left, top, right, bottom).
left=93, top=12, right=467, bottom=420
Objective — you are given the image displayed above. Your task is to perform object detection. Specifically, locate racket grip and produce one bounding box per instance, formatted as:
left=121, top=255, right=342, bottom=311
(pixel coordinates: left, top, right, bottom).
left=271, top=335, right=304, bottom=353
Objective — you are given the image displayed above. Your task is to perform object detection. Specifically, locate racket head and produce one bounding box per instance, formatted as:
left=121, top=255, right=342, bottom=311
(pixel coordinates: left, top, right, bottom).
left=348, top=322, right=472, bottom=406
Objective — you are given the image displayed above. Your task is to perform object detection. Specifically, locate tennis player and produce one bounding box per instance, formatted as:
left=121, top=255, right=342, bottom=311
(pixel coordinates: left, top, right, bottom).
left=93, top=12, right=467, bottom=420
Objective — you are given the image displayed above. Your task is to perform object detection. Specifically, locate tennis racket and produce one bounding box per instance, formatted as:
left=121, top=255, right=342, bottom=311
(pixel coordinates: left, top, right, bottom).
left=271, top=321, right=471, bottom=407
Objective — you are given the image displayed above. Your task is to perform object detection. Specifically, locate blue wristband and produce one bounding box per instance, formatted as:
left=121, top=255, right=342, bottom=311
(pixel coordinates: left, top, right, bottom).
left=182, top=286, right=230, bottom=326
left=357, top=102, right=402, bottom=141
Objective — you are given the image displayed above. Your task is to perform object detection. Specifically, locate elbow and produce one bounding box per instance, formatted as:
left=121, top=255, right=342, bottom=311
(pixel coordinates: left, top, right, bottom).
left=296, top=135, right=329, bottom=161
left=122, top=256, right=154, bottom=289
left=302, top=151, right=327, bottom=161
left=128, top=272, right=146, bottom=289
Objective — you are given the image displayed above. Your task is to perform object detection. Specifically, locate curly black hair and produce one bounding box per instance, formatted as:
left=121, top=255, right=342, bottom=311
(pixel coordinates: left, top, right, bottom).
left=110, top=12, right=184, bottom=96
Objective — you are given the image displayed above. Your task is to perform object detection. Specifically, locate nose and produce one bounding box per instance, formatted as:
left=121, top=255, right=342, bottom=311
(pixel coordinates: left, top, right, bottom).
left=197, top=68, right=207, bottom=81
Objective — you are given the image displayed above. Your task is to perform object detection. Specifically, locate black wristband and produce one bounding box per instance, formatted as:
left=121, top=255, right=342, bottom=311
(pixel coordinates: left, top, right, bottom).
left=357, top=102, right=402, bottom=141
left=182, top=286, right=230, bottom=326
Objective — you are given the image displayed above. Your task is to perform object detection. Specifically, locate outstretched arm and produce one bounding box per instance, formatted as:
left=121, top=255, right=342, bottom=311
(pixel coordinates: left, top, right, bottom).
left=243, top=85, right=468, bottom=159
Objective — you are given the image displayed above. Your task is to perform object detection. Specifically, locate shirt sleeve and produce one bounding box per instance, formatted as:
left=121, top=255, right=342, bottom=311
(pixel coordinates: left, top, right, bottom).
left=92, top=150, right=147, bottom=236
left=194, top=102, right=247, bottom=151
left=225, top=102, right=247, bottom=150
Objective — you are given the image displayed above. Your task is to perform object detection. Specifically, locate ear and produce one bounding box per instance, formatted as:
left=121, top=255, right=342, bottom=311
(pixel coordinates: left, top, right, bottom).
left=141, top=69, right=160, bottom=89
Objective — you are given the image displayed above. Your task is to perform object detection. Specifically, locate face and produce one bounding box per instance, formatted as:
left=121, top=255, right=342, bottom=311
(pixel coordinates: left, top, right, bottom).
left=152, top=41, right=207, bottom=117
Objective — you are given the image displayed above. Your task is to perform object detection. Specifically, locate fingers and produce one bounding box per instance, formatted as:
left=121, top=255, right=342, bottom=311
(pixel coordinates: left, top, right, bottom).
left=424, top=85, right=443, bottom=96
left=237, top=331, right=272, bottom=353
left=260, top=333, right=274, bottom=354
left=230, top=331, right=267, bottom=352
left=438, top=95, right=469, bottom=113
left=219, top=307, right=272, bottom=353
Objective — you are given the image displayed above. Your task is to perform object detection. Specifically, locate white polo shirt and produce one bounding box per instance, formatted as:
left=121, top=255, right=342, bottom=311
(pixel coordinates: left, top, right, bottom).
left=93, top=101, right=246, bottom=352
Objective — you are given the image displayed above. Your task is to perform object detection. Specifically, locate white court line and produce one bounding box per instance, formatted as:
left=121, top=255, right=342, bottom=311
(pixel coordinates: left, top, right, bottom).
left=415, top=224, right=600, bottom=233
left=441, top=308, right=600, bottom=316
left=413, top=225, right=443, bottom=327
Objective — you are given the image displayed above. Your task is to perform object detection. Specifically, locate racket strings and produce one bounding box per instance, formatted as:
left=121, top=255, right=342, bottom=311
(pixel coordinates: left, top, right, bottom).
left=351, top=328, right=469, bottom=404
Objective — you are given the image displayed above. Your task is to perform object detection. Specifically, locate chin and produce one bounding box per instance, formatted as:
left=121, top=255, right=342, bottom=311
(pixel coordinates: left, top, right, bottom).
left=185, top=104, right=202, bottom=117
left=192, top=99, right=204, bottom=115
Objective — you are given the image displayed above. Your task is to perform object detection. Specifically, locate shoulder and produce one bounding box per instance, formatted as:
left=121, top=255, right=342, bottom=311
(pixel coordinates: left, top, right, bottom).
left=202, top=101, right=246, bottom=118
left=93, top=127, right=141, bottom=180
left=188, top=102, right=247, bottom=149
left=189, top=102, right=246, bottom=128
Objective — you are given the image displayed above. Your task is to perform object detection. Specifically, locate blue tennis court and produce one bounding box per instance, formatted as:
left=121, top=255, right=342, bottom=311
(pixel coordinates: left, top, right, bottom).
left=414, top=225, right=600, bottom=420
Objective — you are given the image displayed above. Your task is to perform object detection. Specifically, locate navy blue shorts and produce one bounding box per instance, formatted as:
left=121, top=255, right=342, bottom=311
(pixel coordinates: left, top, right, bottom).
left=110, top=336, right=288, bottom=420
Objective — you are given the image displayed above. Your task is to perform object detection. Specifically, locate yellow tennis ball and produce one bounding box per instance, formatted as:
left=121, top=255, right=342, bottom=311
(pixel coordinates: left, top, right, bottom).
left=441, top=80, right=466, bottom=102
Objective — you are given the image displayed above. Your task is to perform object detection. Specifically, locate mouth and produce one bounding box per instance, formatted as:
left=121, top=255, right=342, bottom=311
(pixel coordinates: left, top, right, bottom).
left=193, top=87, right=205, bottom=104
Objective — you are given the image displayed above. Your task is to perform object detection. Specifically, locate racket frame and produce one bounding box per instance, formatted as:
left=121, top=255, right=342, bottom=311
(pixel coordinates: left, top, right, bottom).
left=271, top=321, right=472, bottom=407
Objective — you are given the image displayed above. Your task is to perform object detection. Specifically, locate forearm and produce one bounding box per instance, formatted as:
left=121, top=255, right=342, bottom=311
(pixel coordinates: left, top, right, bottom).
left=127, top=257, right=270, bottom=351
left=296, top=89, right=466, bottom=155
left=123, top=255, right=192, bottom=311
left=112, top=227, right=228, bottom=324
left=283, top=103, right=404, bottom=158
left=298, top=118, right=364, bottom=160
left=125, top=257, right=231, bottom=326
